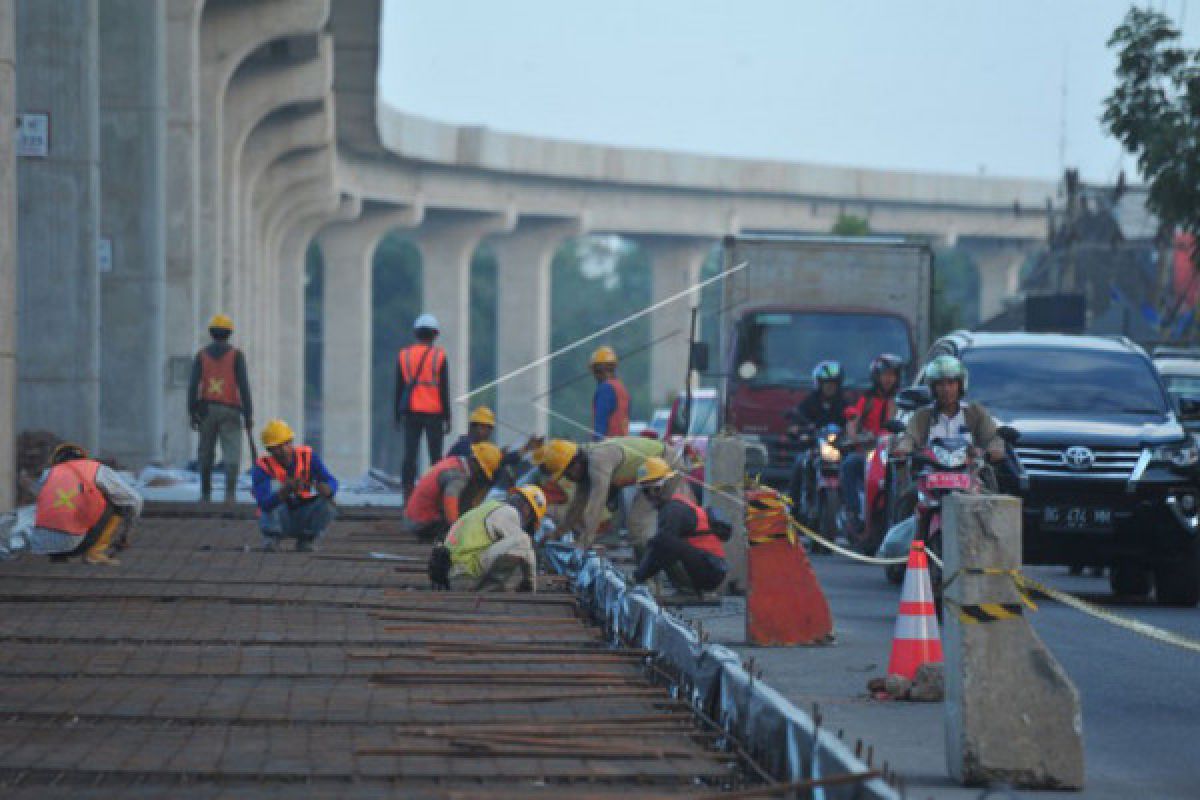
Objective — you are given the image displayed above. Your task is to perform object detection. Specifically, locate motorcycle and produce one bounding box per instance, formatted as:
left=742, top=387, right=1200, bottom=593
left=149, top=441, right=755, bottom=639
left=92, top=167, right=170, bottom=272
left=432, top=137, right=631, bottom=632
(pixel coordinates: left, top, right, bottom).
left=844, top=427, right=899, bottom=556
left=793, top=423, right=844, bottom=547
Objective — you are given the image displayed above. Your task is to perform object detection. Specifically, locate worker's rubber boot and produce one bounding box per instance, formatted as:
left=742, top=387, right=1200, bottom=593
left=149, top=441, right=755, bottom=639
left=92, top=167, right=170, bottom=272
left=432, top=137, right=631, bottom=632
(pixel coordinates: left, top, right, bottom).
left=200, top=472, right=212, bottom=503
left=83, top=517, right=122, bottom=566
left=223, top=469, right=238, bottom=504
left=295, top=537, right=315, bottom=553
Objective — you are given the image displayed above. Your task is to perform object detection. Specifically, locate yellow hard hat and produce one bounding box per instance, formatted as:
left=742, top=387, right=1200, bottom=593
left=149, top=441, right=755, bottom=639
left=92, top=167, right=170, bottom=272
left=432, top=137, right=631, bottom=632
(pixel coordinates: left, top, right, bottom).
left=50, top=442, right=89, bottom=465
left=470, top=442, right=503, bottom=480
left=539, top=439, right=579, bottom=481
left=636, top=456, right=676, bottom=487
left=260, top=419, right=295, bottom=448
left=590, top=345, right=618, bottom=367
left=511, top=485, right=548, bottom=525
left=468, top=406, right=496, bottom=427
left=208, top=313, right=234, bottom=331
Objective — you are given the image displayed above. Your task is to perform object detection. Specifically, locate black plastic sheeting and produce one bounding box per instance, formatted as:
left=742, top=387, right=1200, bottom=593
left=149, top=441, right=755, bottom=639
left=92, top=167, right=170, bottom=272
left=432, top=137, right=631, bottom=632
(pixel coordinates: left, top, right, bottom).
left=544, top=542, right=898, bottom=799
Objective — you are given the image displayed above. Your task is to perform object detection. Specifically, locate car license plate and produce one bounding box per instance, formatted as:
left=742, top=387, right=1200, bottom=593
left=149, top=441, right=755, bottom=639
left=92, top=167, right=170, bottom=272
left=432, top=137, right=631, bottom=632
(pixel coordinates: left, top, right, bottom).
left=924, top=472, right=972, bottom=490
left=1041, top=506, right=1115, bottom=531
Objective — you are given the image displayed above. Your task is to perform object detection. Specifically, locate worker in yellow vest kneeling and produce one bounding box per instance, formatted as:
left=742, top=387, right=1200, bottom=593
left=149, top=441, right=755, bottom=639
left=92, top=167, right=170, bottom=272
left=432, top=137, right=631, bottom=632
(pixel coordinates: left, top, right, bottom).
left=429, top=486, right=546, bottom=592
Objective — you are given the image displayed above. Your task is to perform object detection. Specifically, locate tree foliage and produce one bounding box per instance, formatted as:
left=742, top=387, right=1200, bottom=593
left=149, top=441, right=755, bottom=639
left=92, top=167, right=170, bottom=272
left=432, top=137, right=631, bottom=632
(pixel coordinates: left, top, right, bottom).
left=831, top=214, right=871, bottom=236
left=1103, top=8, right=1200, bottom=251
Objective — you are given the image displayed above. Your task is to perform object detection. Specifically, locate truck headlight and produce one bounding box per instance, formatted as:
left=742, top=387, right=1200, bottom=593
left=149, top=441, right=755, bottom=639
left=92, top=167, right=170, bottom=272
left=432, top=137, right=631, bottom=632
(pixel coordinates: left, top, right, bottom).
left=1153, top=440, right=1200, bottom=468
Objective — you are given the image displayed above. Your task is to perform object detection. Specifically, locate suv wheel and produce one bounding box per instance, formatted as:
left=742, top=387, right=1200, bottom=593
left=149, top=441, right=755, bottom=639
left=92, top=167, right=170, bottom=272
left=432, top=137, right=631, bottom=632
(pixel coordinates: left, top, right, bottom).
left=1154, top=546, right=1200, bottom=607
left=1110, top=562, right=1152, bottom=598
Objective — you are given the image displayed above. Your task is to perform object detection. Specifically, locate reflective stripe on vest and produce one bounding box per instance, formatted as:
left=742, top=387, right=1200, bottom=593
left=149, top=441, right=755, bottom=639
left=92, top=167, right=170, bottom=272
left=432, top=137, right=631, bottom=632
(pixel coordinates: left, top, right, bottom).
left=444, top=499, right=505, bottom=578
left=670, top=493, right=726, bottom=560
left=256, top=445, right=317, bottom=501
left=399, top=344, right=446, bottom=414
left=198, top=348, right=242, bottom=408
left=405, top=455, right=467, bottom=524
left=603, top=378, right=631, bottom=437
left=35, top=460, right=108, bottom=537
left=606, top=437, right=666, bottom=487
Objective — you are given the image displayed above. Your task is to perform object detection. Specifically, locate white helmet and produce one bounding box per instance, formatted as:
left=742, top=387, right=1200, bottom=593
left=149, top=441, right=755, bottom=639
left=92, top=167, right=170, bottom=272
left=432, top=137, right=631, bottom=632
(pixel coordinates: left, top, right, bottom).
left=413, top=313, right=440, bottom=332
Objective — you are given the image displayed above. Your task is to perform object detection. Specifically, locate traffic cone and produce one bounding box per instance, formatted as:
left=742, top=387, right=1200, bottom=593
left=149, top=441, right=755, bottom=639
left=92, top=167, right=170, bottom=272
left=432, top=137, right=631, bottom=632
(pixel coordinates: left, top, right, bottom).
left=887, top=540, right=943, bottom=680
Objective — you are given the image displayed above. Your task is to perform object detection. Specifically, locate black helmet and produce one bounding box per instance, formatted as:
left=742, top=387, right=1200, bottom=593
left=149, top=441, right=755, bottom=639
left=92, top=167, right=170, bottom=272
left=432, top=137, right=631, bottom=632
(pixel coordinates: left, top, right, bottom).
left=869, top=353, right=904, bottom=387
left=811, top=360, right=843, bottom=388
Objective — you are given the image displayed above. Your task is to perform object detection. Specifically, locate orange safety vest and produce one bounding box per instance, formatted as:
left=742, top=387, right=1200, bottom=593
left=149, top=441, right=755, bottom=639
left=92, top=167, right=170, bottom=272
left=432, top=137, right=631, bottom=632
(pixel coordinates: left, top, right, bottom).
left=602, top=378, right=631, bottom=437
left=671, top=493, right=726, bottom=560
left=406, top=455, right=468, bottom=524
left=398, top=344, right=446, bottom=414
left=256, top=446, right=317, bottom=501
left=35, top=459, right=109, bottom=537
left=198, top=348, right=242, bottom=408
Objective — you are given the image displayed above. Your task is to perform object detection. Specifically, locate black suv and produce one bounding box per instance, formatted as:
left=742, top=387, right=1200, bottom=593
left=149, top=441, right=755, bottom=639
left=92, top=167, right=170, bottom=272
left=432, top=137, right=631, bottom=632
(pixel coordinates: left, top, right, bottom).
left=919, top=332, right=1200, bottom=606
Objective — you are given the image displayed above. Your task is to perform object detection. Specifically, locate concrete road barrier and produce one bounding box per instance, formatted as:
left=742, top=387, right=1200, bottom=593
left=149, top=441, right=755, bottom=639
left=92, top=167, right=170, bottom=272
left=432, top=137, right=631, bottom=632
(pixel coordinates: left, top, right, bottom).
left=706, top=433, right=747, bottom=594
left=942, top=493, right=1084, bottom=789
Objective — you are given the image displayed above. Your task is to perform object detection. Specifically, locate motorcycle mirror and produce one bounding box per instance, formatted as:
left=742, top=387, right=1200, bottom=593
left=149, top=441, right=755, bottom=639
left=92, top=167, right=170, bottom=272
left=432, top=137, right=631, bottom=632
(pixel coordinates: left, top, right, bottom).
left=884, top=419, right=907, bottom=434
left=996, top=425, right=1020, bottom=445
left=896, top=386, right=931, bottom=412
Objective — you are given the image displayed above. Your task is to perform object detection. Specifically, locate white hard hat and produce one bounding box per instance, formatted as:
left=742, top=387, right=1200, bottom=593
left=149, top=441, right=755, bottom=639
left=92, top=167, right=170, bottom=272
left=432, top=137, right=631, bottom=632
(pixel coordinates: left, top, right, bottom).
left=414, top=313, right=440, bottom=332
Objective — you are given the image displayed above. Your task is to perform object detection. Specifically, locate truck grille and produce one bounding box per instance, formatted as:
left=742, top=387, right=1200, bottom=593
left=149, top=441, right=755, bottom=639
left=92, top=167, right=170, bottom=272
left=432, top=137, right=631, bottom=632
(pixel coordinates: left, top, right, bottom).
left=1015, top=446, right=1143, bottom=480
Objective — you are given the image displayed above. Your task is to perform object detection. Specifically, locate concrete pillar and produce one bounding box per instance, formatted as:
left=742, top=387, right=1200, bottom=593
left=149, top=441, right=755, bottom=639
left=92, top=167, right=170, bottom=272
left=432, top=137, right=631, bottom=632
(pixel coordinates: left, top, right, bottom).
left=489, top=218, right=580, bottom=442
left=943, top=493, right=1084, bottom=788
left=635, top=236, right=715, bottom=408
left=317, top=206, right=420, bottom=479
left=973, top=247, right=1025, bottom=322
left=162, top=0, right=202, bottom=467
left=706, top=434, right=747, bottom=594
left=16, top=0, right=101, bottom=451
left=0, top=0, right=15, bottom=509
left=98, top=0, right=167, bottom=469
left=410, top=210, right=514, bottom=434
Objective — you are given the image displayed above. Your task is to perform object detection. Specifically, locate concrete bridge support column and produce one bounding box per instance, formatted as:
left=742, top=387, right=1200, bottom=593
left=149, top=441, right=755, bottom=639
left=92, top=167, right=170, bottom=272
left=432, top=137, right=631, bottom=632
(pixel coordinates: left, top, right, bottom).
left=98, top=0, right=167, bottom=469
left=636, top=236, right=715, bottom=409
left=16, top=0, right=101, bottom=452
left=0, top=0, right=15, bottom=509
left=489, top=219, right=580, bottom=442
left=410, top=211, right=514, bottom=435
left=162, top=0, right=202, bottom=467
left=974, top=248, right=1026, bottom=322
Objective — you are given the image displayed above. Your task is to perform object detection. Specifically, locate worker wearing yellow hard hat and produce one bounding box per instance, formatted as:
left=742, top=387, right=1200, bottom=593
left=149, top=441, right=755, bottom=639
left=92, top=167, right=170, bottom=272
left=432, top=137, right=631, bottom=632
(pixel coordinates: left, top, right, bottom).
left=250, top=419, right=338, bottom=552
left=430, top=485, right=547, bottom=592
left=189, top=312, right=254, bottom=503
left=399, top=441, right=503, bottom=542
left=590, top=345, right=630, bottom=440
left=447, top=406, right=496, bottom=459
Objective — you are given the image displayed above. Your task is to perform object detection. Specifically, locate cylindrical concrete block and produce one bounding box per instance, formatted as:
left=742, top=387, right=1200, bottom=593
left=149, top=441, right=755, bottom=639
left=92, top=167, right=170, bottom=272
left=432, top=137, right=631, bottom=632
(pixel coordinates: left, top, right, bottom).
left=706, top=433, right=747, bottom=594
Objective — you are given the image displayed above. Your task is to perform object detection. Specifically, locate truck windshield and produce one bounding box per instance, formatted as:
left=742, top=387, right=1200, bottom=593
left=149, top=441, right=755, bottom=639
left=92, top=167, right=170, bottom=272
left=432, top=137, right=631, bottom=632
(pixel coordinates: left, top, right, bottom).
left=964, top=347, right=1169, bottom=415
left=735, top=312, right=912, bottom=387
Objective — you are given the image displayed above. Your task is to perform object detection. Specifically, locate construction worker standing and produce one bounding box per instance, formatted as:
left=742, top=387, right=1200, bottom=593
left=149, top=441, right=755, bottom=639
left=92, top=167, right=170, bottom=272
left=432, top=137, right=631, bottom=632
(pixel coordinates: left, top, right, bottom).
left=539, top=436, right=689, bottom=551
left=24, top=443, right=143, bottom=565
left=188, top=313, right=253, bottom=503
left=251, top=419, right=338, bottom=552
left=429, top=486, right=546, bottom=592
left=590, top=346, right=630, bottom=440
left=400, top=442, right=502, bottom=542
left=395, top=313, right=450, bottom=498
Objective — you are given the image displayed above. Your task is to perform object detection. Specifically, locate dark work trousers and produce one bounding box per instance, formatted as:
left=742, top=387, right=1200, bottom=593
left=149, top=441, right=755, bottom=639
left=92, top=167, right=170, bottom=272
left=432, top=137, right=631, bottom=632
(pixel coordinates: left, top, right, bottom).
left=635, top=533, right=727, bottom=592
left=402, top=413, right=445, bottom=490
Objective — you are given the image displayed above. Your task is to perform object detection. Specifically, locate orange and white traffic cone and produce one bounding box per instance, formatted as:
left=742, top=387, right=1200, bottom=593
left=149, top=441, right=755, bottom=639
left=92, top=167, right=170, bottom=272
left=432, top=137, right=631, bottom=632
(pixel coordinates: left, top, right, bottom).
left=887, top=540, right=943, bottom=680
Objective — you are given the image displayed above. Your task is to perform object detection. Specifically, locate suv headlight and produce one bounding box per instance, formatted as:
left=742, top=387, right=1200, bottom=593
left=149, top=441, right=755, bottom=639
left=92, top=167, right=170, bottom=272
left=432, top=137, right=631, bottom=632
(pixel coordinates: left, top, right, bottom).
left=1153, top=440, right=1200, bottom=468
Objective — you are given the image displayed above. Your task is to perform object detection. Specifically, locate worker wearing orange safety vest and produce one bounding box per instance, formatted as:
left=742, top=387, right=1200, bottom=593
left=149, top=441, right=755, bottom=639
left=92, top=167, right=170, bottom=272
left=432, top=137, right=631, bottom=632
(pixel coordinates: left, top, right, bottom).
left=590, top=346, right=630, bottom=440
left=22, top=443, right=144, bottom=565
left=631, top=457, right=728, bottom=594
left=395, top=313, right=451, bottom=499
left=188, top=313, right=254, bottom=503
left=250, top=419, right=338, bottom=552
left=399, top=443, right=503, bottom=542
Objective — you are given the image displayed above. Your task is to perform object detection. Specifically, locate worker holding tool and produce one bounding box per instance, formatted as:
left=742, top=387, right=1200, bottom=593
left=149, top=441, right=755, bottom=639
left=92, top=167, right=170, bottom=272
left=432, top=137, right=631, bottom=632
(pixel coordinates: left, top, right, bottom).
left=188, top=313, right=253, bottom=503
left=251, top=419, right=338, bottom=552
left=18, top=443, right=144, bottom=565
left=429, top=486, right=547, bottom=592
left=538, top=435, right=690, bottom=551
left=632, top=457, right=729, bottom=594
left=399, top=442, right=503, bottom=542
left=590, top=345, right=630, bottom=440
left=395, top=313, right=451, bottom=500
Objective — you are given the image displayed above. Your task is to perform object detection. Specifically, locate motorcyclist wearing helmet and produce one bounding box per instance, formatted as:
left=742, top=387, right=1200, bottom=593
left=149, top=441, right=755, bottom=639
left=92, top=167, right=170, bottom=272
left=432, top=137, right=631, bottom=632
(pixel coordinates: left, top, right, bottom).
left=892, top=355, right=1005, bottom=462
left=787, top=361, right=851, bottom=514
left=840, top=354, right=904, bottom=529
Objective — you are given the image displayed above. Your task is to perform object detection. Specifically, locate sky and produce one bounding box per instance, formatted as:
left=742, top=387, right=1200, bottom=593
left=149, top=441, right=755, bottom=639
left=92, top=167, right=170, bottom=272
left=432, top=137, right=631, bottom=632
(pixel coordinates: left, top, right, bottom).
left=380, top=1, right=1200, bottom=183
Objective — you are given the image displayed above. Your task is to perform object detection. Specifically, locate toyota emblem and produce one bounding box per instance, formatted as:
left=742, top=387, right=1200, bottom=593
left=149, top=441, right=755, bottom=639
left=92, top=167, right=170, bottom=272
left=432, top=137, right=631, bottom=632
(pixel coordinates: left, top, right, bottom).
left=1063, top=446, right=1095, bottom=470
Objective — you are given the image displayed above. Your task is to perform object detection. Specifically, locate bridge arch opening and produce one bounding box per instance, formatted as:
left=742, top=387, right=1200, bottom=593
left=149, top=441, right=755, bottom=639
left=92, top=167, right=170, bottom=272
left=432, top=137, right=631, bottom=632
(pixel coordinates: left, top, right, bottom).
left=370, top=232, right=423, bottom=473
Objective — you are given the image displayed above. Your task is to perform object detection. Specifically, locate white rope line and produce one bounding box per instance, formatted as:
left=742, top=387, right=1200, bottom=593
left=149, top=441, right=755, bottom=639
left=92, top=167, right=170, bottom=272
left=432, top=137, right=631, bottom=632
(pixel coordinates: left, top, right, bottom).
left=457, top=260, right=748, bottom=404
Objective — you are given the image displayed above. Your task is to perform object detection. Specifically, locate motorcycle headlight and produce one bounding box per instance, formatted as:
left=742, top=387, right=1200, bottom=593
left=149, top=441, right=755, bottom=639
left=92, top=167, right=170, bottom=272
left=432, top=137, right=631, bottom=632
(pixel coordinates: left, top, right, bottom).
left=820, top=441, right=841, bottom=463
left=932, top=445, right=968, bottom=468
left=1153, top=440, right=1200, bottom=468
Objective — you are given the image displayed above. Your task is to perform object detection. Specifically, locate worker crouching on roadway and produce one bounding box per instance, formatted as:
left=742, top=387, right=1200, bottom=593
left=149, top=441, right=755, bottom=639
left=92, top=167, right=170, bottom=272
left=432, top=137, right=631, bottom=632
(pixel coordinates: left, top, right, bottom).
left=590, top=345, right=630, bottom=440
left=429, top=486, right=547, bottom=592
left=22, top=443, right=143, bottom=565
left=400, top=442, right=503, bottom=542
left=632, top=457, right=729, bottom=593
left=539, top=435, right=688, bottom=551
left=251, top=419, right=338, bottom=552
left=188, top=313, right=253, bottom=503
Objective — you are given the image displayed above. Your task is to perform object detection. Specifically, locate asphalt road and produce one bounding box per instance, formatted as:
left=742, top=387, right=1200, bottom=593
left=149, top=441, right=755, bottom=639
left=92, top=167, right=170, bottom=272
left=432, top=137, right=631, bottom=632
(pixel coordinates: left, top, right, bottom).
left=690, top=556, right=1200, bottom=799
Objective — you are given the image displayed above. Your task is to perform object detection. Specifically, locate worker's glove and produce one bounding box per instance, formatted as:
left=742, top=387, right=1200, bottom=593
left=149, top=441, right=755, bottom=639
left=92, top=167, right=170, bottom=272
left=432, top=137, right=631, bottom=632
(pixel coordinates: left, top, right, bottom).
left=428, top=545, right=452, bottom=590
